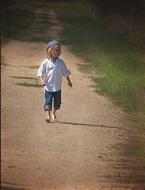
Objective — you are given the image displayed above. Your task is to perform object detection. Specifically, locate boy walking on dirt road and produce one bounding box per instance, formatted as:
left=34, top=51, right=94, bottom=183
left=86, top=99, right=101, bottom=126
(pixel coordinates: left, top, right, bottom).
left=37, top=40, right=72, bottom=123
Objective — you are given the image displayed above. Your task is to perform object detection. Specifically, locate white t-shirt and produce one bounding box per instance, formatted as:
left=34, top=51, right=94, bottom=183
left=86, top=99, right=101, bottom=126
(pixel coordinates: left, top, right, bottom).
left=37, top=58, right=71, bottom=92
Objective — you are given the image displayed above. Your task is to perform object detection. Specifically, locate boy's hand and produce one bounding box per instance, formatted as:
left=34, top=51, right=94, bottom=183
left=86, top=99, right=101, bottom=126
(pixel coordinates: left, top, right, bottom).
left=38, top=77, right=45, bottom=87
left=67, top=80, right=72, bottom=87
left=40, top=80, right=45, bottom=87
left=66, top=76, right=72, bottom=87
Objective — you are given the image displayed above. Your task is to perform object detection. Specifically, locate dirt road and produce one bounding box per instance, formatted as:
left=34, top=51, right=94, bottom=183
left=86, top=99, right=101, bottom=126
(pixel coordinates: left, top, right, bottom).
left=1, top=10, right=136, bottom=190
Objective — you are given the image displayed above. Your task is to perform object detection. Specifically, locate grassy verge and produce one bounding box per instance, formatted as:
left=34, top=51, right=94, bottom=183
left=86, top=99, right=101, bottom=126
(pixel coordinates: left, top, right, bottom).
left=50, top=0, right=145, bottom=114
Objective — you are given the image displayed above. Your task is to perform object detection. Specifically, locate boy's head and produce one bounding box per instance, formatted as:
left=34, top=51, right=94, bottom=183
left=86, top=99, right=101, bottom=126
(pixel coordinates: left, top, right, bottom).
left=47, top=40, right=61, bottom=59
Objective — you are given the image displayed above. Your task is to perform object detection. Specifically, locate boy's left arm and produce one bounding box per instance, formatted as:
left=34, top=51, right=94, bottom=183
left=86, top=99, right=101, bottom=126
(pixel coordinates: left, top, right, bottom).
left=66, top=76, right=72, bottom=87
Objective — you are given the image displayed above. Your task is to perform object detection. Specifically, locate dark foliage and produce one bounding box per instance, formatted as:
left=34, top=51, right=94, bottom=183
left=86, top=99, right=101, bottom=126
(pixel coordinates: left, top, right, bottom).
left=90, top=0, right=145, bottom=16
left=1, top=0, right=16, bottom=13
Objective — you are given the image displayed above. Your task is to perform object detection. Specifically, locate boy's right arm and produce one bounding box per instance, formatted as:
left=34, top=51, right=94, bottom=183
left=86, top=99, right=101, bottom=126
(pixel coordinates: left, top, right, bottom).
left=37, top=61, right=46, bottom=87
left=66, top=76, right=72, bottom=87
left=38, top=76, right=45, bottom=87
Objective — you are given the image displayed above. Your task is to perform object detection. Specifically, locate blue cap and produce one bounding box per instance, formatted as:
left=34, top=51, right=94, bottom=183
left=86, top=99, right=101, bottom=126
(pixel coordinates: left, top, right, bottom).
left=48, top=40, right=60, bottom=48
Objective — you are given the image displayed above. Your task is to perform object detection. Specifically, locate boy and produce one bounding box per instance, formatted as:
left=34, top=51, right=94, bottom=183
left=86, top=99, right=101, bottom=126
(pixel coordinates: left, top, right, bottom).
left=37, top=40, right=72, bottom=123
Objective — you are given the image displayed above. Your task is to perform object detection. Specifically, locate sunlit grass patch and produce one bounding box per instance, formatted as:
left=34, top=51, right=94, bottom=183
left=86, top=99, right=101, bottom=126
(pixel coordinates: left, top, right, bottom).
left=29, top=65, right=39, bottom=69
left=11, top=76, right=37, bottom=80
left=16, top=82, right=42, bottom=88
left=90, top=53, right=145, bottom=112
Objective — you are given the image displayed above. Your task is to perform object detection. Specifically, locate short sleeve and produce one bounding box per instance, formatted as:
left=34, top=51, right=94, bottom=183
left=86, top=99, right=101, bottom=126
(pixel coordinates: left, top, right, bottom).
left=37, top=61, right=46, bottom=77
left=62, top=62, right=71, bottom=77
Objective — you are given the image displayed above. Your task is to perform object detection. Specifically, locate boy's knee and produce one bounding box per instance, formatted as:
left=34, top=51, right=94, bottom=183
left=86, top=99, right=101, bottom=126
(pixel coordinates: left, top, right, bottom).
left=54, top=106, right=61, bottom=110
left=44, top=105, right=52, bottom=111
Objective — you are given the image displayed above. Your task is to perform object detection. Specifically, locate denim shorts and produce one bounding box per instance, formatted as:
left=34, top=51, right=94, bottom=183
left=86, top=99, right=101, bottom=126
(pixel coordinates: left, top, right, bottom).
left=44, top=90, right=61, bottom=111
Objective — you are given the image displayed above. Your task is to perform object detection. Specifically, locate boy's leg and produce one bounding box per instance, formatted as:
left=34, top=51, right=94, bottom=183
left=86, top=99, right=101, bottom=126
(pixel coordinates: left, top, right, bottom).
left=52, top=91, right=61, bottom=121
left=52, top=108, right=57, bottom=121
left=45, top=110, right=51, bottom=122
left=44, top=90, right=53, bottom=122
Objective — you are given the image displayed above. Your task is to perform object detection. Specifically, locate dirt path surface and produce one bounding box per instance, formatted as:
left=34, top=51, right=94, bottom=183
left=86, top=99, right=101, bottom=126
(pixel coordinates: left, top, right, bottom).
left=1, top=10, right=135, bottom=190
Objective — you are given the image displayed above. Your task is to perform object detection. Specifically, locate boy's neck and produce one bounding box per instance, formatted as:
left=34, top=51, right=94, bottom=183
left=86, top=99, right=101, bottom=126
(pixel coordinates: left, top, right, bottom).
left=52, top=58, right=57, bottom=62
left=48, top=57, right=57, bottom=63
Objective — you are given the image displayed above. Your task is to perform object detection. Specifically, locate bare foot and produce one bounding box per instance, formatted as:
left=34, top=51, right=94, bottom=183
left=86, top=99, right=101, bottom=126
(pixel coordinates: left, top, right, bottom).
left=45, top=118, right=50, bottom=123
left=52, top=113, right=57, bottom=122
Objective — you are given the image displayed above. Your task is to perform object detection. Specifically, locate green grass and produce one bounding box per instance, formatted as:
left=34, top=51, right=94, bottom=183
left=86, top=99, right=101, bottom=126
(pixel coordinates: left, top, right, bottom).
left=91, top=53, right=145, bottom=112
